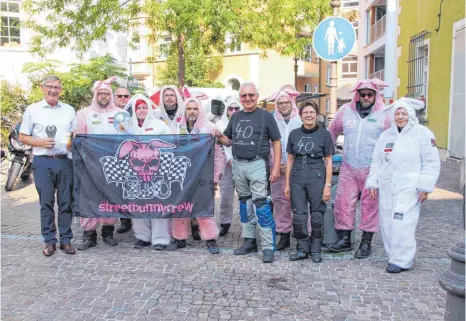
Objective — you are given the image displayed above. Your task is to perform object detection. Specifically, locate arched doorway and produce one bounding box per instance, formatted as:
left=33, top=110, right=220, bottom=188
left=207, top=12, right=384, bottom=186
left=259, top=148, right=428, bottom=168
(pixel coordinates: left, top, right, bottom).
left=228, top=78, right=240, bottom=91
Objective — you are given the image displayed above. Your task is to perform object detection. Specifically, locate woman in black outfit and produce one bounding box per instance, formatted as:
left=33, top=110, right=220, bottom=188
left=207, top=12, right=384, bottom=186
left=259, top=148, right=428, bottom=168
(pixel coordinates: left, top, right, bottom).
left=285, top=101, right=334, bottom=263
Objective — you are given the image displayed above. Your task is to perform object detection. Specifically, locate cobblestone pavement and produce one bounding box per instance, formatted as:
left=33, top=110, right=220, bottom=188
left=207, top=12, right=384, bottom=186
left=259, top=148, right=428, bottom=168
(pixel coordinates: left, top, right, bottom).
left=1, top=163, right=464, bottom=321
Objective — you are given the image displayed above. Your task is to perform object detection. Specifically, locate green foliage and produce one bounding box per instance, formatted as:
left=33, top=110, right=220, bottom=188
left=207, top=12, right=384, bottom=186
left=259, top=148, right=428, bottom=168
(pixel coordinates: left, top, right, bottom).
left=157, top=43, right=224, bottom=88
left=22, top=54, right=128, bottom=109
left=0, top=80, right=29, bottom=118
left=23, top=0, right=331, bottom=86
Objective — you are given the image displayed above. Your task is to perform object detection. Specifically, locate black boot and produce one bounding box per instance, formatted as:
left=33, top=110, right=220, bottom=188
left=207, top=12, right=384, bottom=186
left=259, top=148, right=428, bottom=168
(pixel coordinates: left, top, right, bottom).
left=262, top=249, right=274, bottom=263
left=310, top=228, right=323, bottom=263
left=102, top=225, right=118, bottom=246
left=117, top=218, right=132, bottom=234
left=166, top=239, right=187, bottom=251
left=354, top=231, right=373, bottom=259
left=219, top=224, right=231, bottom=237
left=289, top=251, right=309, bottom=261
left=76, top=230, right=97, bottom=250
left=206, top=239, right=220, bottom=254
left=191, top=224, right=201, bottom=241
left=233, top=238, right=258, bottom=255
left=276, top=232, right=291, bottom=251
left=327, top=230, right=352, bottom=252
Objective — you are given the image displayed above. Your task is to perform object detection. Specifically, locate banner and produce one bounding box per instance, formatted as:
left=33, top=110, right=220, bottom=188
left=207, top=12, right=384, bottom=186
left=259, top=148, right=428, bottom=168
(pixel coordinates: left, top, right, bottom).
left=73, top=134, right=215, bottom=218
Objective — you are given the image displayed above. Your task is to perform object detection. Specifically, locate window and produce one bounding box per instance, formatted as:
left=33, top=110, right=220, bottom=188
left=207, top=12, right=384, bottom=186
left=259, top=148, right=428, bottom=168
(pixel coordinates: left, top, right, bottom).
left=159, top=35, right=172, bottom=59
left=314, top=84, right=318, bottom=93
left=228, top=78, right=240, bottom=91
left=342, top=0, right=359, bottom=8
left=1, top=0, right=21, bottom=47
left=352, top=21, right=359, bottom=40
left=326, top=65, right=331, bottom=86
left=341, top=56, right=358, bottom=79
left=407, top=31, right=430, bottom=121
left=300, top=45, right=312, bottom=62
left=325, top=99, right=330, bottom=112
left=374, top=56, right=385, bottom=72
left=304, top=84, right=311, bottom=93
left=227, top=34, right=241, bottom=53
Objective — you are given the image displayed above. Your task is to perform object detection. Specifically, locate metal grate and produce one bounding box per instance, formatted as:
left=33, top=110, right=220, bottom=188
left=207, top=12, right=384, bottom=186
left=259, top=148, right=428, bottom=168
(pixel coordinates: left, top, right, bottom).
left=407, top=30, right=430, bottom=124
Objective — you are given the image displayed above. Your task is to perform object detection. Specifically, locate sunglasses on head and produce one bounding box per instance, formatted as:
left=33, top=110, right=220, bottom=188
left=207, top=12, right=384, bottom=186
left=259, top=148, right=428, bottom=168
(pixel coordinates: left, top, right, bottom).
left=240, top=93, right=256, bottom=99
left=359, top=92, right=374, bottom=98
left=228, top=106, right=240, bottom=111
left=116, top=95, right=129, bottom=98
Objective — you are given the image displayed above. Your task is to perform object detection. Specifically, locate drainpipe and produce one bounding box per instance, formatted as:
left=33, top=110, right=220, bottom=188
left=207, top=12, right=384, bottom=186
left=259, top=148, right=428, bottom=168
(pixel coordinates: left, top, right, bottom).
left=383, top=0, right=397, bottom=100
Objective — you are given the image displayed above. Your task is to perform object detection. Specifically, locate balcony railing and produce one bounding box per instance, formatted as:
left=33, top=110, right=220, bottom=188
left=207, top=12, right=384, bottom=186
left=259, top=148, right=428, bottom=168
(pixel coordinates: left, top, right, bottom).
left=369, top=69, right=385, bottom=81
left=368, top=15, right=386, bottom=44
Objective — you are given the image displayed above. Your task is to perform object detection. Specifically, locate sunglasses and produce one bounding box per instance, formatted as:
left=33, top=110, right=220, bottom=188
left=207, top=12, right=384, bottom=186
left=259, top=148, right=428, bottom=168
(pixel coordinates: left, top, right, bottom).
left=228, top=106, right=240, bottom=111
left=116, top=95, right=129, bottom=99
left=240, top=93, right=257, bottom=99
left=359, top=92, right=374, bottom=98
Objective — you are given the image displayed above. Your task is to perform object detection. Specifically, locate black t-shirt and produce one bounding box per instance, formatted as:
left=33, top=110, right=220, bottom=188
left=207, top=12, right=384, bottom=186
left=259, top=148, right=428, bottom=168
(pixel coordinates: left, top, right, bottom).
left=224, top=108, right=281, bottom=160
left=286, top=125, right=335, bottom=170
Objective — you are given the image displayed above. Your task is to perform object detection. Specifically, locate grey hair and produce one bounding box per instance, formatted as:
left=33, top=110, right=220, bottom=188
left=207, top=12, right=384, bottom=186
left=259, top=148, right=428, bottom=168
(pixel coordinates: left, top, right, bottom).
left=42, top=75, right=62, bottom=86
left=114, top=87, right=130, bottom=94
left=239, top=81, right=259, bottom=94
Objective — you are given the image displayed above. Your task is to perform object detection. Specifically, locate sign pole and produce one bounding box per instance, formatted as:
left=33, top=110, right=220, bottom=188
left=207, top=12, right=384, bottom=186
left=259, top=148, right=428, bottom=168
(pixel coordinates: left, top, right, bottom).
left=328, top=0, right=341, bottom=123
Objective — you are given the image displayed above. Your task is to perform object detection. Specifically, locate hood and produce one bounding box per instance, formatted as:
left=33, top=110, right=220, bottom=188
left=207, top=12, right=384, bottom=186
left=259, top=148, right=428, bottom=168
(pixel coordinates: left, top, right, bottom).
left=349, top=78, right=389, bottom=112
left=182, top=97, right=212, bottom=131
left=156, top=85, right=185, bottom=119
left=129, top=93, right=157, bottom=128
left=220, top=96, right=242, bottom=120
left=384, top=97, right=424, bottom=134
left=89, top=76, right=119, bottom=112
left=272, top=91, right=299, bottom=121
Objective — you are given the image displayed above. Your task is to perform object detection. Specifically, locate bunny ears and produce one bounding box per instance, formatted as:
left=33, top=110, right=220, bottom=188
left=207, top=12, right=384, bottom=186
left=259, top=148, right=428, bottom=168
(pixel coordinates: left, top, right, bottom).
left=350, top=78, right=389, bottom=93
left=149, top=85, right=208, bottom=107
left=383, top=97, right=426, bottom=114
left=266, top=89, right=300, bottom=102
left=92, top=76, right=117, bottom=92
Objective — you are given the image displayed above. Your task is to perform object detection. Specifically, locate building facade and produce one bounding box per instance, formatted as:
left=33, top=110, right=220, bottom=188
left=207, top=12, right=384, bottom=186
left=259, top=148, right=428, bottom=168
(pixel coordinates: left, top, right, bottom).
left=397, top=0, right=465, bottom=160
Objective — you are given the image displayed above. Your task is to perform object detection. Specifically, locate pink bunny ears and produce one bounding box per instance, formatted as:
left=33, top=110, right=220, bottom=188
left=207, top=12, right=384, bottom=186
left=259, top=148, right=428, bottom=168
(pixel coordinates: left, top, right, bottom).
left=350, top=78, right=389, bottom=93
left=149, top=85, right=208, bottom=108
left=266, top=89, right=300, bottom=102
left=92, top=76, right=117, bottom=92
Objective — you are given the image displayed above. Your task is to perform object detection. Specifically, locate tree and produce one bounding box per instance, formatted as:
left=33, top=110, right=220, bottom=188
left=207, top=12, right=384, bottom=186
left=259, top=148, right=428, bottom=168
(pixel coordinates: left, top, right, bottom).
left=22, top=54, right=127, bottom=109
left=156, top=42, right=224, bottom=88
left=23, top=0, right=331, bottom=87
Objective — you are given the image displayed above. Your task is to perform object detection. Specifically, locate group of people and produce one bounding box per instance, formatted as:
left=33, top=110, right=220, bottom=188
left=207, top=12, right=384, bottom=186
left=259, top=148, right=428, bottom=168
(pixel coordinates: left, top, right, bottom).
left=19, top=74, right=440, bottom=272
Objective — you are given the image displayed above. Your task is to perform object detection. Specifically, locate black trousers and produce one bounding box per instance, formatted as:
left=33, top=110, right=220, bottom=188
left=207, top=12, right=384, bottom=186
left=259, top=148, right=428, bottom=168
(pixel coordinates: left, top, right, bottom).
left=32, top=156, right=74, bottom=245
left=290, top=166, right=327, bottom=253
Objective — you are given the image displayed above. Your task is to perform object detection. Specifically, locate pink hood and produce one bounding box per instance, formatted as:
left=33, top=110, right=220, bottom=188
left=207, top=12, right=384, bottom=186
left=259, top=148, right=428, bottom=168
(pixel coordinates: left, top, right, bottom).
left=271, top=91, right=299, bottom=121
left=181, top=97, right=214, bottom=132
left=89, top=76, right=119, bottom=113
left=349, top=78, right=388, bottom=112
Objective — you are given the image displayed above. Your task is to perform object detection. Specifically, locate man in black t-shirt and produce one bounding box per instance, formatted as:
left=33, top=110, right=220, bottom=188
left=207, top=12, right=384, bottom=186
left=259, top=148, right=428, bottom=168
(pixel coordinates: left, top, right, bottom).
left=215, top=82, right=282, bottom=263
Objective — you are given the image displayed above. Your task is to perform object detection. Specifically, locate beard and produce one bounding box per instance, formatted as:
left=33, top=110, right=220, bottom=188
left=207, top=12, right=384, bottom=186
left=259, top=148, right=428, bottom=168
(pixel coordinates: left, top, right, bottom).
left=187, top=115, right=197, bottom=123
left=280, top=109, right=292, bottom=118
left=164, top=103, right=178, bottom=111
left=360, top=100, right=374, bottom=109
left=98, top=100, right=110, bottom=108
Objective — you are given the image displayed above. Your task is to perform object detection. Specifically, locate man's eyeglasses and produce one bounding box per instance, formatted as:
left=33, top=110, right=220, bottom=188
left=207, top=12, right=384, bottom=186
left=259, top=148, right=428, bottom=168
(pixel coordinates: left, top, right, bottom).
left=359, top=92, right=374, bottom=98
left=240, top=93, right=257, bottom=99
left=164, top=94, right=176, bottom=98
left=228, top=106, right=240, bottom=112
left=97, top=92, right=110, bottom=97
left=116, top=95, right=129, bottom=99
left=43, top=85, right=62, bottom=91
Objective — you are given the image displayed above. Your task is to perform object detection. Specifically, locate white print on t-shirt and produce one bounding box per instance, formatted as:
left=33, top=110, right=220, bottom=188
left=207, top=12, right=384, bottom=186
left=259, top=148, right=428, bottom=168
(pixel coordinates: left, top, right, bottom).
left=235, top=120, right=256, bottom=145
left=297, top=137, right=314, bottom=153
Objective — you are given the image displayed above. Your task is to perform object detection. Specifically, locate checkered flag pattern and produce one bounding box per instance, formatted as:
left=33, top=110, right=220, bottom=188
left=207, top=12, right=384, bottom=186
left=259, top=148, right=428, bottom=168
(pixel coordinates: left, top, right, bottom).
left=100, top=156, right=137, bottom=183
left=167, top=156, right=191, bottom=185
left=99, top=152, right=190, bottom=186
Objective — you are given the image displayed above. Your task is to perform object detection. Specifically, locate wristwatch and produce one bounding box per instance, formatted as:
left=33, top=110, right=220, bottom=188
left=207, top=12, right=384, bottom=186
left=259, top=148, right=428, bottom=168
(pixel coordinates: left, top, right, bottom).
left=325, top=183, right=331, bottom=187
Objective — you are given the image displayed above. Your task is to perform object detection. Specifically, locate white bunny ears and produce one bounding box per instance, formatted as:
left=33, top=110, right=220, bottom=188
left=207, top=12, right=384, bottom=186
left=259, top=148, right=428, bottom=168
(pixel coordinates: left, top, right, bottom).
left=383, top=97, right=426, bottom=114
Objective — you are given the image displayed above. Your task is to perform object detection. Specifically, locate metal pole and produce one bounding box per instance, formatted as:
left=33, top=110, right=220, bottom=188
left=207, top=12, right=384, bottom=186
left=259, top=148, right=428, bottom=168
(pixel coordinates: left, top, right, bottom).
left=328, top=0, right=341, bottom=123
left=438, top=240, right=465, bottom=321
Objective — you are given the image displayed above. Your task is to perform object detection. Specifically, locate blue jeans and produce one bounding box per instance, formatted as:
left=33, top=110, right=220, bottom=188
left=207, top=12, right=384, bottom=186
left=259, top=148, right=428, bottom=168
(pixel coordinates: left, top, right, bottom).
left=32, top=156, right=74, bottom=245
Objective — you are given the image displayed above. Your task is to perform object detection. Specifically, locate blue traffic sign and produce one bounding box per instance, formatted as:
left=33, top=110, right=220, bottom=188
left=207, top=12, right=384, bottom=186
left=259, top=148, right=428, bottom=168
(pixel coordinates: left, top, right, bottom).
left=312, top=16, right=356, bottom=62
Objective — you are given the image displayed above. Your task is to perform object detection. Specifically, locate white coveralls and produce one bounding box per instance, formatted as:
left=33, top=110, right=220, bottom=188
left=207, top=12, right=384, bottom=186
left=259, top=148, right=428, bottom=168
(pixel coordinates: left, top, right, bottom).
left=129, top=94, right=173, bottom=246
left=366, top=98, right=440, bottom=269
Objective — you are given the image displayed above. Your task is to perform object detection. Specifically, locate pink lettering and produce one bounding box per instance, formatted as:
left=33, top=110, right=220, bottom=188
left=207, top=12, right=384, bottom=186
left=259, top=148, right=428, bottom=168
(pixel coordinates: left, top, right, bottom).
left=121, top=205, right=128, bottom=211
left=177, top=205, right=184, bottom=211
left=115, top=205, right=121, bottom=212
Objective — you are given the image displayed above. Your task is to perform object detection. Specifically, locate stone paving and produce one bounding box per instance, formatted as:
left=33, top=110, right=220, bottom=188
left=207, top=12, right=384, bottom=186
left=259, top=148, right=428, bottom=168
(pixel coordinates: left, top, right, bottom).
left=1, top=163, right=464, bottom=321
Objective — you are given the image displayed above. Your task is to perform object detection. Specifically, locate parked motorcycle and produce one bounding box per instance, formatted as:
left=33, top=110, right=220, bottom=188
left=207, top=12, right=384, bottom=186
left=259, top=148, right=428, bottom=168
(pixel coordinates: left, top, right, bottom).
left=2, top=117, right=33, bottom=191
